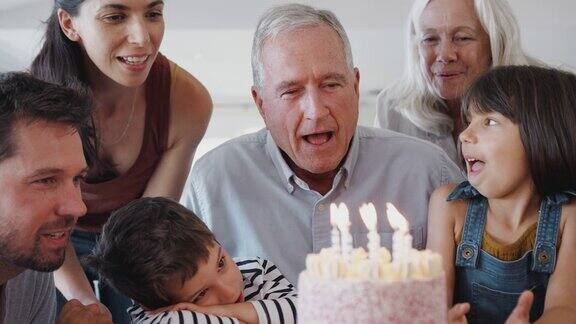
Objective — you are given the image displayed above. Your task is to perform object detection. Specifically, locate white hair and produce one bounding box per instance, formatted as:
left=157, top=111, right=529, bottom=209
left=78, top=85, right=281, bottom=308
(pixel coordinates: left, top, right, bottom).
left=384, top=0, right=540, bottom=136
left=251, top=3, right=354, bottom=89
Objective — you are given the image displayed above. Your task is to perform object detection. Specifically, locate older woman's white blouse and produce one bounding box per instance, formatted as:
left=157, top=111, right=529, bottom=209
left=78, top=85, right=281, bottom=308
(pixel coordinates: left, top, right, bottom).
left=375, top=90, right=463, bottom=169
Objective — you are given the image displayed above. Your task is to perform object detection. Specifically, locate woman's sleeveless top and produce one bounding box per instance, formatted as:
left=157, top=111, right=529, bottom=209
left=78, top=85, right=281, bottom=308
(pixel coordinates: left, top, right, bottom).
left=77, top=53, right=171, bottom=231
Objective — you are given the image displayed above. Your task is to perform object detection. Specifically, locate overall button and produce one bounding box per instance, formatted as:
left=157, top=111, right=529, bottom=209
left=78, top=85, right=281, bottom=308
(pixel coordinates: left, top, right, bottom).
left=538, top=250, right=550, bottom=263
left=462, top=247, right=474, bottom=259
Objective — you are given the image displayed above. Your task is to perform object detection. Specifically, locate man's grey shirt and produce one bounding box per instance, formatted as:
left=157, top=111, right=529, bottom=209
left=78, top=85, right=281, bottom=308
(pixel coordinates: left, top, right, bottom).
left=2, top=270, right=56, bottom=324
left=182, top=126, right=463, bottom=284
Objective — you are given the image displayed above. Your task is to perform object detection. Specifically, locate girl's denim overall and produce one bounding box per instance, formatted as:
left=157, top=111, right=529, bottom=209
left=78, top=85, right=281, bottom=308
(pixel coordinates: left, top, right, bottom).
left=448, top=181, right=573, bottom=323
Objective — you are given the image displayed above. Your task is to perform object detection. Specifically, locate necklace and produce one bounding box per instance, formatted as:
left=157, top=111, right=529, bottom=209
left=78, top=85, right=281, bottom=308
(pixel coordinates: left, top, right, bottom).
left=97, top=92, right=137, bottom=146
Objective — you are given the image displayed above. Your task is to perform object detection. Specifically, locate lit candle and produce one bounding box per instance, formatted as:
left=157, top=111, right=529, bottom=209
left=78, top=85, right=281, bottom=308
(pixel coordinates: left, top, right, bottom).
left=329, top=203, right=341, bottom=255
left=359, top=203, right=380, bottom=261
left=403, top=234, right=413, bottom=256
left=334, top=203, right=352, bottom=263
left=386, top=203, right=412, bottom=263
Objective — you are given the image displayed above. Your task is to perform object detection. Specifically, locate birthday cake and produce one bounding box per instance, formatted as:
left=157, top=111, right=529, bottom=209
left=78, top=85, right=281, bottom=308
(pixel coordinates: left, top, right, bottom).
left=297, top=203, right=447, bottom=324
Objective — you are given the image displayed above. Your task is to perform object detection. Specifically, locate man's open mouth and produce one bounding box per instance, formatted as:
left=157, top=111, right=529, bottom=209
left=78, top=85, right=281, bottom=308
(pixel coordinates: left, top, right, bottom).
left=302, top=131, right=334, bottom=145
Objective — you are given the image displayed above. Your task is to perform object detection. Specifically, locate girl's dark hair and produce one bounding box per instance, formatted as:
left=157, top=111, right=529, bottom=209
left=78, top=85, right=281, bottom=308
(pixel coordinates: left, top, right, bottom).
left=31, top=0, right=104, bottom=172
left=462, top=65, right=576, bottom=196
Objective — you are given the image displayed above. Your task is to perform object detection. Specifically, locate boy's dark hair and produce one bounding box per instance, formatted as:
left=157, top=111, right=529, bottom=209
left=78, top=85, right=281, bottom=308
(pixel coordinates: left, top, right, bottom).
left=85, top=197, right=216, bottom=309
left=0, top=72, right=91, bottom=163
left=462, top=65, right=576, bottom=196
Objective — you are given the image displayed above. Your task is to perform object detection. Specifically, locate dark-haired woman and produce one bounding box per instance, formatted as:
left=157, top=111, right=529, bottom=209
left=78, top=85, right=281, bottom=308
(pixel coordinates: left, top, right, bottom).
left=31, top=1, right=212, bottom=322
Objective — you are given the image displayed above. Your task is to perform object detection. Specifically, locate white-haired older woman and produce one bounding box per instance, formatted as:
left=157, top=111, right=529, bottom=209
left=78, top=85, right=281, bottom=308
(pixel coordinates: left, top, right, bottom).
left=375, top=0, right=537, bottom=166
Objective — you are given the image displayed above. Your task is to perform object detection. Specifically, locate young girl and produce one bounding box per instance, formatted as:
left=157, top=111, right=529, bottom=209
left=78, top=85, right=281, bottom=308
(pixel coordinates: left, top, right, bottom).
left=428, top=65, right=576, bottom=323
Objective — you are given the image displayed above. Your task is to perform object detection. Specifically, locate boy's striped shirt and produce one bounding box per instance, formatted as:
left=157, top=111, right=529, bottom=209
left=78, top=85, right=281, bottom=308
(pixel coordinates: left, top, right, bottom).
left=128, top=257, right=298, bottom=324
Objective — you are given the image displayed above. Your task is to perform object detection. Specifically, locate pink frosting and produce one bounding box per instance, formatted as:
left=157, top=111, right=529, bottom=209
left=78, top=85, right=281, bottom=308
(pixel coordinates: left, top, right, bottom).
left=298, top=273, right=447, bottom=323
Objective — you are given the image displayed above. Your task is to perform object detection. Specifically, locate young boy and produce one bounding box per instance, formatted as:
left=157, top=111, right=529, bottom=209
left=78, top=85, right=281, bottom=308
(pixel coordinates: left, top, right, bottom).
left=85, top=197, right=297, bottom=324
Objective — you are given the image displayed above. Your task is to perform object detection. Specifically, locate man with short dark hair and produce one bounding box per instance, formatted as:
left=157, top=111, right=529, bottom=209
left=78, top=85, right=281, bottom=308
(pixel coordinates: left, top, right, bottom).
left=0, top=72, right=110, bottom=323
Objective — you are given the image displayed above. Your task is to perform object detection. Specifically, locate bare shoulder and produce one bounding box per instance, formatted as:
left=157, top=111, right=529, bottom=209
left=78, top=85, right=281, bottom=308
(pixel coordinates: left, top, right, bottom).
left=560, top=198, right=576, bottom=238
left=429, top=183, right=468, bottom=239
left=169, top=60, right=212, bottom=116
left=167, top=60, right=213, bottom=144
left=430, top=184, right=468, bottom=213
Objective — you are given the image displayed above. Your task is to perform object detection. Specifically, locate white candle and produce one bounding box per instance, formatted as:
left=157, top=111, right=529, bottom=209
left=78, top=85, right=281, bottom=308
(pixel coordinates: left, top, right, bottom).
left=359, top=203, right=381, bottom=261
left=403, top=233, right=413, bottom=252
left=335, top=203, right=352, bottom=263
left=386, top=203, right=412, bottom=263
left=368, top=232, right=380, bottom=261
left=329, top=203, right=341, bottom=254
left=392, top=231, right=405, bottom=263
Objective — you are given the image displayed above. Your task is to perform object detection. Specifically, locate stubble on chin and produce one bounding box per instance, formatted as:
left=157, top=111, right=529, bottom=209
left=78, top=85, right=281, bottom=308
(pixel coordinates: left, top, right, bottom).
left=0, top=231, right=66, bottom=272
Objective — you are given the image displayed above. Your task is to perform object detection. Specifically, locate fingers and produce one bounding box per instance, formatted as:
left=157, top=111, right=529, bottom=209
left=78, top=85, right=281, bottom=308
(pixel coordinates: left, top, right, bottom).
left=168, top=302, right=200, bottom=312
left=95, top=303, right=113, bottom=318
left=86, top=303, right=101, bottom=313
left=57, top=300, right=113, bottom=324
left=149, top=306, right=171, bottom=315
left=59, top=299, right=83, bottom=314
left=505, top=291, right=534, bottom=324
left=517, top=291, right=534, bottom=315
left=63, top=299, right=83, bottom=308
left=150, top=302, right=199, bottom=314
left=87, top=302, right=112, bottom=320
left=448, top=303, right=470, bottom=324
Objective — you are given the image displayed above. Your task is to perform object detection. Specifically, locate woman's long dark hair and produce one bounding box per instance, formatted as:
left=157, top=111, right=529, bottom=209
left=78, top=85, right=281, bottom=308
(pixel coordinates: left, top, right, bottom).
left=31, top=1, right=86, bottom=93
left=31, top=0, right=107, bottom=175
left=462, top=65, right=576, bottom=196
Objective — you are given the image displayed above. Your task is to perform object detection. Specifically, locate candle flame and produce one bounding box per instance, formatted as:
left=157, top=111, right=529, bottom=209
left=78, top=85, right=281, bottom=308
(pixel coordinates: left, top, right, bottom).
left=386, top=203, right=409, bottom=232
left=359, top=203, right=377, bottom=231
left=340, top=203, right=349, bottom=221
left=330, top=202, right=350, bottom=231
left=330, top=203, right=340, bottom=226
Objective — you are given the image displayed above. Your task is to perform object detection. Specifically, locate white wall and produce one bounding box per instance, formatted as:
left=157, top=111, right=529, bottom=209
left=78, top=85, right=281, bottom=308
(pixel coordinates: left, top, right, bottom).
left=0, top=1, right=574, bottom=159
left=3, top=1, right=573, bottom=95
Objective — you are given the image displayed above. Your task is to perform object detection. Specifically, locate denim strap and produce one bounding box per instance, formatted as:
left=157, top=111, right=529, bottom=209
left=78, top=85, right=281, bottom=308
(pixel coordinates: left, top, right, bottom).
left=447, top=181, right=482, bottom=201
left=531, top=196, right=564, bottom=273
left=455, top=196, right=487, bottom=268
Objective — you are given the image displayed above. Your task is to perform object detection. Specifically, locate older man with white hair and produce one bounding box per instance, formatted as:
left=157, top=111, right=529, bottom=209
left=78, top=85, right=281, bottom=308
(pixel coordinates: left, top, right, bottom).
left=182, top=3, right=462, bottom=285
